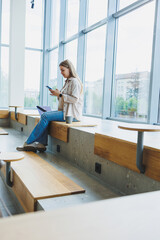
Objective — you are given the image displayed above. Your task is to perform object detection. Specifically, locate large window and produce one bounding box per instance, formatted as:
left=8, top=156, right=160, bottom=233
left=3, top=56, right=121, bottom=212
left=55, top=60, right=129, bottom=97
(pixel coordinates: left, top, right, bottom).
left=112, top=1, right=155, bottom=122
left=24, top=0, right=44, bottom=108
left=0, top=0, right=10, bottom=108
left=50, top=0, right=60, bottom=47
left=87, top=0, right=108, bottom=26
left=64, top=39, right=78, bottom=70
left=24, top=51, right=42, bottom=107
left=84, top=26, right=106, bottom=116
left=1, top=0, right=10, bottom=44
left=66, top=0, right=80, bottom=38
left=48, top=49, right=59, bottom=109
left=48, top=0, right=61, bottom=110
left=43, top=0, right=159, bottom=124
left=158, top=91, right=160, bottom=124
left=25, top=0, right=43, bottom=49
left=119, top=0, right=138, bottom=10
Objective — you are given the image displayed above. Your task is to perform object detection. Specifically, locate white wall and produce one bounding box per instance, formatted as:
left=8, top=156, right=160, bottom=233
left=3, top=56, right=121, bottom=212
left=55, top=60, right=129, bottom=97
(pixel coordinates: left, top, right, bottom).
left=8, top=0, right=26, bottom=107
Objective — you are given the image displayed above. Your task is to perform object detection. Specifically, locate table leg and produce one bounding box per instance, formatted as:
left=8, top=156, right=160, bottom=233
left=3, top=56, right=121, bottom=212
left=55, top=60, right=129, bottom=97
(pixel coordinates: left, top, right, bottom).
left=6, top=162, right=13, bottom=187
left=15, top=107, right=18, bottom=120
left=136, top=132, right=145, bottom=173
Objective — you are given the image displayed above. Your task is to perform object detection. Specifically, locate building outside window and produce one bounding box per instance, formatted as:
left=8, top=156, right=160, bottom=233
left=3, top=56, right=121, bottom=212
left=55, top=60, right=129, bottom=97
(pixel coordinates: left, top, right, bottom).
left=111, top=1, right=155, bottom=122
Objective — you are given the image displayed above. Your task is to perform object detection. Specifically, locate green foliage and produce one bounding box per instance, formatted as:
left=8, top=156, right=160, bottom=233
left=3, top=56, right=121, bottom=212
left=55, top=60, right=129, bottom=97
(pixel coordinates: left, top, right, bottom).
left=116, top=96, right=137, bottom=115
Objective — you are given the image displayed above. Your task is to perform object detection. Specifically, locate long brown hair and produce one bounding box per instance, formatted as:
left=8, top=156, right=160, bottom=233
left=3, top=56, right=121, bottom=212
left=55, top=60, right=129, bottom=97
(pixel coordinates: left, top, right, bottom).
left=59, top=59, right=83, bottom=94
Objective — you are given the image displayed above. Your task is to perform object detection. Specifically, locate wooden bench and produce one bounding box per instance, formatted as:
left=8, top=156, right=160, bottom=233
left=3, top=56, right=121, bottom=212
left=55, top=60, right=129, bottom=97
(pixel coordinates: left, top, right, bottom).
left=94, top=133, right=160, bottom=182
left=49, top=121, right=97, bottom=142
left=0, top=110, right=9, bottom=119
left=10, top=111, right=27, bottom=125
left=33, top=119, right=97, bottom=142
left=1, top=152, right=85, bottom=212
left=10, top=110, right=39, bottom=125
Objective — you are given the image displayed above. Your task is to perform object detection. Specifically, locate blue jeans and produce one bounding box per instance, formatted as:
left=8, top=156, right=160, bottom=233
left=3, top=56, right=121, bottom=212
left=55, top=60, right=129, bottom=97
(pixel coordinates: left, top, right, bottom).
left=26, top=111, right=77, bottom=145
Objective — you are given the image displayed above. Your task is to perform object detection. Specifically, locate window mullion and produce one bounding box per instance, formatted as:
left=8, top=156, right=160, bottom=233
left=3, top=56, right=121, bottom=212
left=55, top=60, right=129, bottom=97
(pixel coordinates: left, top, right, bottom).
left=148, top=0, right=160, bottom=123
left=77, top=0, right=88, bottom=84
left=0, top=0, right=2, bottom=96
left=41, top=0, right=51, bottom=106
left=57, top=0, right=67, bottom=90
left=102, top=0, right=117, bottom=119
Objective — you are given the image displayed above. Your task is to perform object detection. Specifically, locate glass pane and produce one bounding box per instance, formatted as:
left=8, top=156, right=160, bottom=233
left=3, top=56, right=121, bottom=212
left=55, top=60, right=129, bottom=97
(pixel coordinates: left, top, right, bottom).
left=24, top=50, right=42, bottom=108
left=25, top=0, right=44, bottom=49
left=112, top=2, right=155, bottom=121
left=48, top=49, right=59, bottom=109
left=50, top=0, right=60, bottom=47
left=84, top=26, right=106, bottom=116
left=65, top=39, right=78, bottom=70
left=158, top=91, right=160, bottom=123
left=1, top=0, right=10, bottom=44
left=119, top=0, right=138, bottom=10
left=0, top=47, right=9, bottom=107
left=87, top=0, right=108, bottom=27
left=66, top=0, right=80, bottom=38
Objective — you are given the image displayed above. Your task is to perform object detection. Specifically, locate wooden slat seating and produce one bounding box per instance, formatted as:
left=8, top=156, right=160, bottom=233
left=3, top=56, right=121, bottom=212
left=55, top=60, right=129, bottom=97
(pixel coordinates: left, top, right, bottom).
left=49, top=121, right=97, bottom=142
left=1, top=152, right=85, bottom=212
left=10, top=110, right=39, bottom=125
left=10, top=111, right=27, bottom=125
left=0, top=110, right=9, bottom=119
left=94, top=133, right=160, bottom=182
left=34, top=118, right=69, bottom=142
left=34, top=119, right=97, bottom=142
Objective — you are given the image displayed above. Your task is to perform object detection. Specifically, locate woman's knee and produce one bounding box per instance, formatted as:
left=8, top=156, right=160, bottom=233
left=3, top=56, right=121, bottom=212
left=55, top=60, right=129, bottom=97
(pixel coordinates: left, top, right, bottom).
left=41, top=112, right=48, bottom=120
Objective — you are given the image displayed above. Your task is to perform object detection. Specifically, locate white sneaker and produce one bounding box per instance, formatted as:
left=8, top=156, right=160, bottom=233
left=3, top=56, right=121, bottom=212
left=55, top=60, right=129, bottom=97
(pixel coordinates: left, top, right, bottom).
left=16, top=142, right=37, bottom=152
left=35, top=142, right=46, bottom=152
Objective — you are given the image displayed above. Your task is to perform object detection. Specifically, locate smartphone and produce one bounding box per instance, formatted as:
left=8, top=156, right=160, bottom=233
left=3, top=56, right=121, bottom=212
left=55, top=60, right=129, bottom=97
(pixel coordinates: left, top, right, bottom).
left=46, top=85, right=52, bottom=90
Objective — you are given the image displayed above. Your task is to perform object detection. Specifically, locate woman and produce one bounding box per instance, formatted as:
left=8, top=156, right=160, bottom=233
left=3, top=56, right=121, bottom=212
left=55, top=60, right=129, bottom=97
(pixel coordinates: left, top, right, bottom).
left=17, top=59, right=83, bottom=152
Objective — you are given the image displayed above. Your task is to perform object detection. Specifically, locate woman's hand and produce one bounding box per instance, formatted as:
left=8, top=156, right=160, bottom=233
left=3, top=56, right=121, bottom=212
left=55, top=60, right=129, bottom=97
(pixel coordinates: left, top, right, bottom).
left=49, top=88, right=61, bottom=97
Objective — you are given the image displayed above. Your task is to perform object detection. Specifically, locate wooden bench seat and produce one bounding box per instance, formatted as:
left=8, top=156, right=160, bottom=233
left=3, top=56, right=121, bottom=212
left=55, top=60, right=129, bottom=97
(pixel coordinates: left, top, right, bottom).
left=49, top=121, right=97, bottom=142
left=0, top=110, right=9, bottom=119
left=10, top=110, right=39, bottom=125
left=11, top=111, right=27, bottom=125
left=94, top=133, right=160, bottom=182
left=33, top=119, right=97, bottom=142
left=1, top=152, right=85, bottom=212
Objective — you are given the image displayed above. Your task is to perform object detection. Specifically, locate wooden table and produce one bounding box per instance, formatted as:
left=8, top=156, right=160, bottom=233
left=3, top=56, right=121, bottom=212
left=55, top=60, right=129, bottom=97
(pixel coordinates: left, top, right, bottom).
left=0, top=152, right=24, bottom=187
left=9, top=106, right=22, bottom=120
left=118, top=124, right=160, bottom=173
